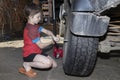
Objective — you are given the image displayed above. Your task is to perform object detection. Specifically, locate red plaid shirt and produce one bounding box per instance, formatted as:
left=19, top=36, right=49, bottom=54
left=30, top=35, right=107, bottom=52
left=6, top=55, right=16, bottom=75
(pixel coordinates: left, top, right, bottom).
left=23, top=23, right=42, bottom=57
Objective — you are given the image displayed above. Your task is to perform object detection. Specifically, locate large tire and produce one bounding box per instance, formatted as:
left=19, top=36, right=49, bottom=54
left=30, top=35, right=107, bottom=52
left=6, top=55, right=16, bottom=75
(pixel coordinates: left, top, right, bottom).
left=63, top=31, right=99, bottom=76
left=63, top=0, right=99, bottom=76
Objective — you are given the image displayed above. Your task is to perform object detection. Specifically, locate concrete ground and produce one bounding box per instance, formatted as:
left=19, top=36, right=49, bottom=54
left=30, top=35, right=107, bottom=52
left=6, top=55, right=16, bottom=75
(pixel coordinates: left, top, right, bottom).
left=0, top=40, right=120, bottom=80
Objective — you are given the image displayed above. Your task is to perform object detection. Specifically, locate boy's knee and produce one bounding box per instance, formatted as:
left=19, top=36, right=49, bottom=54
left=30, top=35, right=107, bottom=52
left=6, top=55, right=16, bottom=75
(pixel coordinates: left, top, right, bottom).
left=45, top=60, right=52, bottom=68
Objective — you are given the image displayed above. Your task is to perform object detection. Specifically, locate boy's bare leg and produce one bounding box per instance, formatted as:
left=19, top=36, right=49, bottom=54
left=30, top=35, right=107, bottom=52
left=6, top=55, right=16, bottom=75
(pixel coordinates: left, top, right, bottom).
left=47, top=56, right=57, bottom=68
left=23, top=54, right=54, bottom=72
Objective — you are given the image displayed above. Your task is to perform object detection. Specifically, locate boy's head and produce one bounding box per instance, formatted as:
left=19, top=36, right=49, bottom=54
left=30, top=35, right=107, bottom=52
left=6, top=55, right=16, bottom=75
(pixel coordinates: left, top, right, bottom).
left=24, top=3, right=42, bottom=24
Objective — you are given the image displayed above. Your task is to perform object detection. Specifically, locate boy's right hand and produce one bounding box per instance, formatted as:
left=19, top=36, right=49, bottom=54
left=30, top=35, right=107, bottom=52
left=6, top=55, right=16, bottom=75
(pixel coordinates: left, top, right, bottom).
left=53, top=35, right=60, bottom=42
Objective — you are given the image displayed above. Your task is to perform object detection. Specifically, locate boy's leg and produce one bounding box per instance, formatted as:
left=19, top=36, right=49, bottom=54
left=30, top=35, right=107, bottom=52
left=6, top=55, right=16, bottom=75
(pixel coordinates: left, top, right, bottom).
left=23, top=62, right=31, bottom=71
left=47, top=56, right=57, bottom=68
left=19, top=62, right=37, bottom=77
left=22, top=54, right=53, bottom=70
left=20, top=54, right=57, bottom=77
left=28, top=54, right=53, bottom=69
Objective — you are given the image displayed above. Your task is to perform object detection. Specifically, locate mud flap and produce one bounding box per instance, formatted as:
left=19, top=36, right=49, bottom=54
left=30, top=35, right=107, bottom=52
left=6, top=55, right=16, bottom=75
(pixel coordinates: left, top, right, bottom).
left=70, top=12, right=110, bottom=37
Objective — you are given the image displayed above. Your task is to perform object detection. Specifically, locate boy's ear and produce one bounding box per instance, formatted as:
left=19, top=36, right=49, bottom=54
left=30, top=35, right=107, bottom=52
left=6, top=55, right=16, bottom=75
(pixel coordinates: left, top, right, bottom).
left=29, top=15, right=34, bottom=19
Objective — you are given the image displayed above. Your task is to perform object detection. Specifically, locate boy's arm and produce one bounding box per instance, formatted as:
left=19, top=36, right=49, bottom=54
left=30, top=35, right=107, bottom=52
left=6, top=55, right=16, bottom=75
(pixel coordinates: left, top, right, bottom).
left=35, top=38, right=54, bottom=49
left=41, top=28, right=59, bottom=42
left=38, top=26, right=59, bottom=45
left=41, top=28, right=55, bottom=38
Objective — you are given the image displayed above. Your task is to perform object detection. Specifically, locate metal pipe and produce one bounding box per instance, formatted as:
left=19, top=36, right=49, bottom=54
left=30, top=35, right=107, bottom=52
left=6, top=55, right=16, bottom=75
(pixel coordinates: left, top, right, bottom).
left=52, top=0, right=57, bottom=35
left=111, top=47, right=120, bottom=51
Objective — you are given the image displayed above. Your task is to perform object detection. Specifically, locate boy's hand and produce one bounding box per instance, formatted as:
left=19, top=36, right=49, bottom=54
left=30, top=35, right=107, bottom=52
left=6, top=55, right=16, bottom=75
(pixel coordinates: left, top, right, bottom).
left=53, top=37, right=59, bottom=42
left=53, top=35, right=60, bottom=42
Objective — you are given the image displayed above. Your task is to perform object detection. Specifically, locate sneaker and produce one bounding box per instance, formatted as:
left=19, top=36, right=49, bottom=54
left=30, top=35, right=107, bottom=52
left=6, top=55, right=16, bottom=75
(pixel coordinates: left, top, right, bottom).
left=19, top=67, right=37, bottom=78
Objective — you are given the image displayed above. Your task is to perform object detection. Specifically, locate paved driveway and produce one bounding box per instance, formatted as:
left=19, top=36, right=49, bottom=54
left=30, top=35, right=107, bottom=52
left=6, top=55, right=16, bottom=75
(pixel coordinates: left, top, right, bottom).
left=0, top=45, right=120, bottom=80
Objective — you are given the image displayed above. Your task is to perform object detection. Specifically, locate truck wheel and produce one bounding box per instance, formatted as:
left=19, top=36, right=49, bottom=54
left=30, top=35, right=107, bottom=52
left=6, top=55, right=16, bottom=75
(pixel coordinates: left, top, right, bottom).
left=63, top=31, right=99, bottom=76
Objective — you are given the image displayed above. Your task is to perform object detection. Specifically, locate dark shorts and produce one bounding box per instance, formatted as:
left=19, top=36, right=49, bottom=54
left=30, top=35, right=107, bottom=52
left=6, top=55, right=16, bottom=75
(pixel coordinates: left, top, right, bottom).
left=23, top=53, right=48, bottom=62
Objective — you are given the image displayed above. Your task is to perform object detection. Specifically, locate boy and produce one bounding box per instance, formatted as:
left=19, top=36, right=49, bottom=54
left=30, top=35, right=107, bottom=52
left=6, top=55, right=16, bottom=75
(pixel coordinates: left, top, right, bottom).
left=19, top=3, right=59, bottom=78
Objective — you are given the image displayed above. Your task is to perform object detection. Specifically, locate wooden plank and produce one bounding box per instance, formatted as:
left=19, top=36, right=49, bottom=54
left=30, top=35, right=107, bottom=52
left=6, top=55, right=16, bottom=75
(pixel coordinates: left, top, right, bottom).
left=110, top=21, right=120, bottom=23
left=109, top=26, right=120, bottom=29
left=107, top=32, right=120, bottom=35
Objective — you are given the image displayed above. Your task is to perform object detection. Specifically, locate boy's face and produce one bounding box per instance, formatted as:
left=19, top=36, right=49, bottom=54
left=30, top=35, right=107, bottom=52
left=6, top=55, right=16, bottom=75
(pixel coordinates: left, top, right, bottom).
left=29, top=12, right=41, bottom=24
